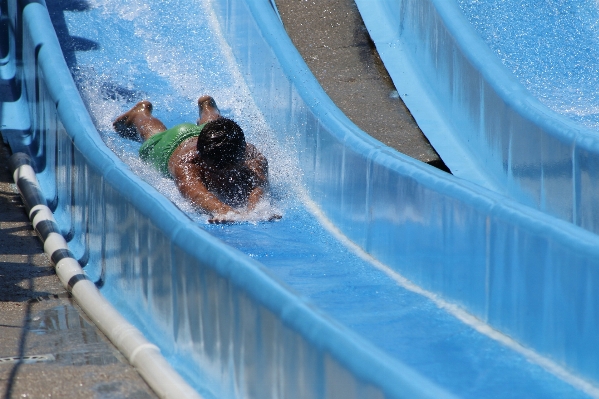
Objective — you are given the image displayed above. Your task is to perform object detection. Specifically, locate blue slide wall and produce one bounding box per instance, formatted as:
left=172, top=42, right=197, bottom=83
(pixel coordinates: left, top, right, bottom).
left=355, top=0, right=599, bottom=234
left=3, top=0, right=599, bottom=397
left=5, top=2, right=455, bottom=398
left=217, top=0, right=599, bottom=390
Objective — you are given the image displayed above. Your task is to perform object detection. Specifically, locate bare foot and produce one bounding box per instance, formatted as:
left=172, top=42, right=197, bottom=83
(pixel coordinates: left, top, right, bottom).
left=197, top=95, right=221, bottom=125
left=113, top=100, right=153, bottom=141
left=198, top=95, right=216, bottom=108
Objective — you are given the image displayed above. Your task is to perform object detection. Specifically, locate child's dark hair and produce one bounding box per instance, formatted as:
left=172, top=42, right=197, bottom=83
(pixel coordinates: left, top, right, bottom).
left=197, top=118, right=246, bottom=168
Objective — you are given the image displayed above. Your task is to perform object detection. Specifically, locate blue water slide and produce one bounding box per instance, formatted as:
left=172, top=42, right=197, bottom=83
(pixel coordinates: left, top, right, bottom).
left=355, top=0, right=599, bottom=234
left=3, top=0, right=599, bottom=398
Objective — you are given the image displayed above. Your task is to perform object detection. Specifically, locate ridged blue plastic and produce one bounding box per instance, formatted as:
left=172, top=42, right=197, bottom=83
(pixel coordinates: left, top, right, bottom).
left=354, top=0, right=599, bottom=234
left=4, top=0, right=599, bottom=396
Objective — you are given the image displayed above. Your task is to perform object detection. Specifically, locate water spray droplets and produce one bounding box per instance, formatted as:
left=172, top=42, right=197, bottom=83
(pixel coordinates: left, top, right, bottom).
left=458, top=0, right=599, bottom=130
left=70, top=0, right=299, bottom=222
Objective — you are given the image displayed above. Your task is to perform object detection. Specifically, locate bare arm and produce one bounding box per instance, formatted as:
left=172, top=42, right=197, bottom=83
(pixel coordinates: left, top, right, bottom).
left=247, top=186, right=264, bottom=211
left=244, top=146, right=281, bottom=220
left=170, top=142, right=279, bottom=222
left=244, top=145, right=268, bottom=211
left=171, top=159, right=235, bottom=216
left=245, top=144, right=268, bottom=186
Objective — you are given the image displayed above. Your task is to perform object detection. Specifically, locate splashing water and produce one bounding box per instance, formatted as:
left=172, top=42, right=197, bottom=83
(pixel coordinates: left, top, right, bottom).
left=64, top=0, right=298, bottom=223
left=457, top=0, right=599, bottom=131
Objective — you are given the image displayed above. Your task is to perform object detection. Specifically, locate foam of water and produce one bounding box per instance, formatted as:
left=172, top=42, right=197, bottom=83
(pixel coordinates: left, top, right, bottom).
left=68, top=0, right=299, bottom=224
left=457, top=0, right=599, bottom=130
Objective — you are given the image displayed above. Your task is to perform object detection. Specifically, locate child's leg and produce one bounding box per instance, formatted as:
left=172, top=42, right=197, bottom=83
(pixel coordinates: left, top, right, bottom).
left=113, top=101, right=168, bottom=141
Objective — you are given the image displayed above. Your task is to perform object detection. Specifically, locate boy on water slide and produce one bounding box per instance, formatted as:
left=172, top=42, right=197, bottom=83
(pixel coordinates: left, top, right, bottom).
left=113, top=95, right=279, bottom=223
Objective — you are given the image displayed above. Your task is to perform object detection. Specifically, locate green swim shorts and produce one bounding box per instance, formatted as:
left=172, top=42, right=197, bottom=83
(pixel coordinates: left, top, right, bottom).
left=138, top=122, right=207, bottom=176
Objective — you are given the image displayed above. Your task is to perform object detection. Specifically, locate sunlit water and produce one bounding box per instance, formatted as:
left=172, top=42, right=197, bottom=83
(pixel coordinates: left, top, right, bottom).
left=51, top=0, right=597, bottom=397
left=67, top=0, right=297, bottom=224
left=457, top=0, right=599, bottom=131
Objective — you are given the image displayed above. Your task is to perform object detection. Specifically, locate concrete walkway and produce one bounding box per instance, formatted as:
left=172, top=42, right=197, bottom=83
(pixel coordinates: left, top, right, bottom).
left=275, top=0, right=448, bottom=171
left=0, top=138, right=157, bottom=399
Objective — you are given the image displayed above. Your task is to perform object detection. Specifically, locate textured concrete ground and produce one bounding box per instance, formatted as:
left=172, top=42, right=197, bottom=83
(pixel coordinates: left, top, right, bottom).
left=0, top=137, right=157, bottom=399
left=275, top=0, right=448, bottom=171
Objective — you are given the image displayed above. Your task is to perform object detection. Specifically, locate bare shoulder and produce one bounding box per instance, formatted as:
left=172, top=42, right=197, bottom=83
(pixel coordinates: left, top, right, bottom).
left=244, top=143, right=268, bottom=183
left=245, top=143, right=262, bottom=158
left=245, top=143, right=267, bottom=163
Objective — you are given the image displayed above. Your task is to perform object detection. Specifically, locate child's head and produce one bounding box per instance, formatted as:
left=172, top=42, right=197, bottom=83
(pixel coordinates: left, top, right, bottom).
left=197, top=118, right=246, bottom=169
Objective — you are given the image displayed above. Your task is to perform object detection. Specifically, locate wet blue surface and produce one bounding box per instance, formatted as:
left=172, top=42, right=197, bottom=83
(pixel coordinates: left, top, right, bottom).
left=205, top=204, right=590, bottom=399
left=457, top=0, right=599, bottom=130
left=47, top=0, right=596, bottom=397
